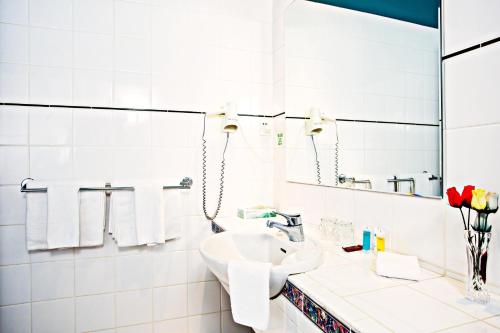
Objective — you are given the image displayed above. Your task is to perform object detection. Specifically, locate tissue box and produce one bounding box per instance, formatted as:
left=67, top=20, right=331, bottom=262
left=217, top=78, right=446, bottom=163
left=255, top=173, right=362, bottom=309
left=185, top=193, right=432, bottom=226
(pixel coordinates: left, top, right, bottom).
left=237, top=206, right=276, bottom=219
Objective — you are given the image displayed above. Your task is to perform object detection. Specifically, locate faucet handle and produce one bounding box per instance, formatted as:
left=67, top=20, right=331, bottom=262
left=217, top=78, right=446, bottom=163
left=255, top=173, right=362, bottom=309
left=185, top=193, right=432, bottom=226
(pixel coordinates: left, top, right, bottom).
left=275, top=212, right=302, bottom=226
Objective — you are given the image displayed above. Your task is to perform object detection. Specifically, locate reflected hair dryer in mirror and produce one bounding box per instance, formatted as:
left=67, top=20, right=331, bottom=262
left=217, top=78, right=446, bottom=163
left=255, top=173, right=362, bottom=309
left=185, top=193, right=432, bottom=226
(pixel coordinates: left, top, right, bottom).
left=304, top=108, right=339, bottom=185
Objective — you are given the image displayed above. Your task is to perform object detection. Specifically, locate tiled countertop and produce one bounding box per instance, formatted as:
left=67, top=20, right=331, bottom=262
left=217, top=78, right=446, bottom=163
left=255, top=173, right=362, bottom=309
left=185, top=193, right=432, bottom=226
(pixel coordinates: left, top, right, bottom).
left=212, top=218, right=500, bottom=333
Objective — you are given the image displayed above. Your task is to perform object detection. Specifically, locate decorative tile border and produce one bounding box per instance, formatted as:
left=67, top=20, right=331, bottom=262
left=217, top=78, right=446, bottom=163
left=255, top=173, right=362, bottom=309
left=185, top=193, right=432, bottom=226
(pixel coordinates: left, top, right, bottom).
left=210, top=222, right=355, bottom=333
left=282, top=281, right=354, bottom=333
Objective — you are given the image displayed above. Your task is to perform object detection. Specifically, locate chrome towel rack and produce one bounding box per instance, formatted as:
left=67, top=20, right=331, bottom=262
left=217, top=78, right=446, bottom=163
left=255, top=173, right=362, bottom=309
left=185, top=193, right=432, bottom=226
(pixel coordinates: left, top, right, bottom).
left=20, top=177, right=193, bottom=193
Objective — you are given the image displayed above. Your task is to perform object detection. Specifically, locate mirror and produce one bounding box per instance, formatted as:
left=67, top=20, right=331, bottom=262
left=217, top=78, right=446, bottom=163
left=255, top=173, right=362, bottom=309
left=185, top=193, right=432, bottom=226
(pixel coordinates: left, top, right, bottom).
left=284, top=0, right=442, bottom=197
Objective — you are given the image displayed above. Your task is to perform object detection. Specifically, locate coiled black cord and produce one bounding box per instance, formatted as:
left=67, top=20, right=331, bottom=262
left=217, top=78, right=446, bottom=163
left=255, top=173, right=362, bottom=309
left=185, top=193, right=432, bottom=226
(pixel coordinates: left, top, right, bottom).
left=310, top=135, right=321, bottom=185
left=202, top=113, right=229, bottom=220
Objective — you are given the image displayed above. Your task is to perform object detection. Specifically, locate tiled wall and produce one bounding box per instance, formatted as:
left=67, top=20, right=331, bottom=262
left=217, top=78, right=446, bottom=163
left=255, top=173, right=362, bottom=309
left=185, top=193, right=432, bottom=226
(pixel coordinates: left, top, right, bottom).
left=274, top=0, right=500, bottom=294
left=0, top=0, right=273, bottom=332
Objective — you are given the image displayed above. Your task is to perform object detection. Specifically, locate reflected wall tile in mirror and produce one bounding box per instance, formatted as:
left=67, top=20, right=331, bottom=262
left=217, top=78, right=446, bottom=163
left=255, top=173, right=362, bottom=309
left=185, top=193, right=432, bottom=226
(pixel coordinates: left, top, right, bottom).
left=284, top=0, right=442, bottom=197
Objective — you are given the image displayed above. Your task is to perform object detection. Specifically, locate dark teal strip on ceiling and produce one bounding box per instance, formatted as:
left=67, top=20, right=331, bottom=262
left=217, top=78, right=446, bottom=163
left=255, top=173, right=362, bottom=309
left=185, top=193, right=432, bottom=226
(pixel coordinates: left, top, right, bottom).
left=308, top=0, right=440, bottom=28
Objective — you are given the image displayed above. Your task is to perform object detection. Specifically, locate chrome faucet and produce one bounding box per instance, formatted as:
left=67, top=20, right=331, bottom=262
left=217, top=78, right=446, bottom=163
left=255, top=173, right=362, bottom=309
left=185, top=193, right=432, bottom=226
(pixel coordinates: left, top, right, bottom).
left=266, top=212, right=305, bottom=242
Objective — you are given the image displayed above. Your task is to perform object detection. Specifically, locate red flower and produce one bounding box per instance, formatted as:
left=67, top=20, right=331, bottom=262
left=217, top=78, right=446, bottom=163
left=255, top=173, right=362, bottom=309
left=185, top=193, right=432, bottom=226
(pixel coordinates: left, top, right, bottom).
left=447, top=187, right=463, bottom=207
left=461, top=185, right=475, bottom=207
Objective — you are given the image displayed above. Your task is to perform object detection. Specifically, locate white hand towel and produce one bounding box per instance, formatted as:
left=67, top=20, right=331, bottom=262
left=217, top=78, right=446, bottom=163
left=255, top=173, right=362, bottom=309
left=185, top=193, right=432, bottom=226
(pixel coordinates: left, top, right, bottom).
left=228, top=260, right=271, bottom=330
left=163, top=185, right=188, bottom=241
left=79, top=190, right=106, bottom=247
left=109, top=190, right=137, bottom=247
left=26, top=190, right=48, bottom=251
left=47, top=183, right=79, bottom=249
left=376, top=252, right=421, bottom=281
left=135, top=183, right=165, bottom=246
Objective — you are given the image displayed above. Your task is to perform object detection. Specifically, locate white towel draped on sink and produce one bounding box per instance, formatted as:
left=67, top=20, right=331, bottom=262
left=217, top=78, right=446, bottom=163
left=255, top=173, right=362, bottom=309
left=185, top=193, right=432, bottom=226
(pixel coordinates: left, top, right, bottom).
left=228, top=260, right=271, bottom=330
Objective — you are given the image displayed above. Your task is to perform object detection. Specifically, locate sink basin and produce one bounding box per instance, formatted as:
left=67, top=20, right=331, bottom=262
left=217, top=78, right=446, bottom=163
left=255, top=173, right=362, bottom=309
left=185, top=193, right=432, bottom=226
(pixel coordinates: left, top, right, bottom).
left=200, top=230, right=323, bottom=297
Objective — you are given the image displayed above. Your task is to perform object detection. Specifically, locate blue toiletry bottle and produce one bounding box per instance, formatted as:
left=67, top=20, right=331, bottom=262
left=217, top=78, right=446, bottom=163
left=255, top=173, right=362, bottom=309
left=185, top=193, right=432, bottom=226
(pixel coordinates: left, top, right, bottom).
left=362, top=227, right=371, bottom=251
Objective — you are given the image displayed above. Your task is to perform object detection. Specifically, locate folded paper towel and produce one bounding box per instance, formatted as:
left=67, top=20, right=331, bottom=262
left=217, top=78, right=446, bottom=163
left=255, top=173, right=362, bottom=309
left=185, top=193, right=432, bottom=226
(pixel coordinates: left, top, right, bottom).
left=376, top=252, right=421, bottom=281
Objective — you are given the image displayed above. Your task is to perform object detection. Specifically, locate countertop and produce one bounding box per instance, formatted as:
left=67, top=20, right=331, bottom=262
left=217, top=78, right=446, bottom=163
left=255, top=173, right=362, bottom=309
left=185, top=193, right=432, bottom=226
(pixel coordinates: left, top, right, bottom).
left=213, top=217, right=500, bottom=333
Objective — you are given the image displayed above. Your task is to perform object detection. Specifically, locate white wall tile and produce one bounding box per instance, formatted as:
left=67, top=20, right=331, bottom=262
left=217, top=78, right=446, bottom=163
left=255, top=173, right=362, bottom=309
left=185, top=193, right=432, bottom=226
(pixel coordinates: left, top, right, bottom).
left=188, top=250, right=215, bottom=283
left=443, top=0, right=500, bottom=55
left=116, top=289, right=152, bottom=327
left=73, top=108, right=113, bottom=146
left=0, top=265, right=30, bottom=306
left=73, top=69, right=113, bottom=107
left=0, top=304, right=30, bottom=333
left=115, top=254, right=153, bottom=291
left=153, top=285, right=187, bottom=321
left=29, top=0, right=72, bottom=29
left=74, top=32, right=113, bottom=70
left=32, top=298, right=75, bottom=333
left=30, top=248, right=73, bottom=263
left=444, top=43, right=500, bottom=129
left=0, top=0, right=29, bottom=25
left=113, top=71, right=151, bottom=108
left=0, top=24, right=29, bottom=63
left=75, top=257, right=114, bottom=296
left=154, top=317, right=188, bottom=333
left=73, top=147, right=114, bottom=181
left=31, top=261, right=74, bottom=301
left=115, top=0, right=150, bottom=37
left=392, top=195, right=444, bottom=266
left=30, top=147, right=73, bottom=180
left=153, top=251, right=188, bottom=287
left=0, top=63, right=29, bottom=102
left=112, top=147, right=151, bottom=181
left=0, top=106, right=28, bottom=145
left=112, top=111, right=151, bottom=147
left=30, top=28, right=72, bottom=68
left=0, top=186, right=26, bottom=225
left=117, top=323, right=152, bottom=333
left=29, top=107, right=73, bottom=145
left=76, top=294, right=115, bottom=333
left=188, top=312, right=221, bottom=333
left=29, top=66, right=72, bottom=105
left=221, top=310, right=252, bottom=333
left=188, top=281, right=221, bottom=316
left=73, top=0, right=113, bottom=34
left=0, top=226, right=30, bottom=265
left=115, top=36, right=151, bottom=73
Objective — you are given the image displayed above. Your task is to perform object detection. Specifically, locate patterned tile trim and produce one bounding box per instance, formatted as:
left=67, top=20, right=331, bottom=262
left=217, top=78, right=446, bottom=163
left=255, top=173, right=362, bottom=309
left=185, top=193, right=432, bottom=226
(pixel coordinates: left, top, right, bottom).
left=211, top=222, right=355, bottom=333
left=282, top=280, right=354, bottom=333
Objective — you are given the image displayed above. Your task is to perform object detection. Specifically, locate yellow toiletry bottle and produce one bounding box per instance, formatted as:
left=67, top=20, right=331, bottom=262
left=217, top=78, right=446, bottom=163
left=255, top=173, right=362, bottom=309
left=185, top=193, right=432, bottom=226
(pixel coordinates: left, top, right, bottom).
left=376, top=230, right=385, bottom=252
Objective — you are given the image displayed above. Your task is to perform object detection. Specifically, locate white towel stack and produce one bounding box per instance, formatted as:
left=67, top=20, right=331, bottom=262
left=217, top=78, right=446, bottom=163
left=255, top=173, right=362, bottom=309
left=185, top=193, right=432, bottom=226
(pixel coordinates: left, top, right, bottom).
left=26, top=183, right=48, bottom=250
left=26, top=180, right=180, bottom=250
left=25, top=181, right=107, bottom=250
left=108, top=181, right=180, bottom=247
left=79, top=190, right=106, bottom=247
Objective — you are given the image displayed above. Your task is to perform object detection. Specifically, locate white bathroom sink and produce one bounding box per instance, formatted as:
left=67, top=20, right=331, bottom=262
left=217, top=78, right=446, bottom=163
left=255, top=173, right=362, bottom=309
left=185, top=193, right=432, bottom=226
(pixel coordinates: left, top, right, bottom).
left=200, top=230, right=323, bottom=297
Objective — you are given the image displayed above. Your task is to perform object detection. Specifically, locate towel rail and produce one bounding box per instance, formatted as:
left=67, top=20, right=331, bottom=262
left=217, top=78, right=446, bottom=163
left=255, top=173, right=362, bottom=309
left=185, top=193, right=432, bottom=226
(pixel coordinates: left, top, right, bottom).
left=20, top=177, right=193, bottom=193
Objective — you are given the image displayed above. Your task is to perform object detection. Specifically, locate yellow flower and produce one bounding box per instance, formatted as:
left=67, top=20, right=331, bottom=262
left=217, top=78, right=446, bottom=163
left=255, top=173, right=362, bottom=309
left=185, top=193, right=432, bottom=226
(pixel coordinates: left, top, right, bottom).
left=471, top=189, right=487, bottom=210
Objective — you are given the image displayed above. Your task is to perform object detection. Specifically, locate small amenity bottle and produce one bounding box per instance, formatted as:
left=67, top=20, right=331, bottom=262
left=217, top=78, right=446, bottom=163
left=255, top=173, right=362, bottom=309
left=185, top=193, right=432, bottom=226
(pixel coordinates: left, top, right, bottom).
left=376, top=229, right=385, bottom=252
left=362, top=227, right=371, bottom=251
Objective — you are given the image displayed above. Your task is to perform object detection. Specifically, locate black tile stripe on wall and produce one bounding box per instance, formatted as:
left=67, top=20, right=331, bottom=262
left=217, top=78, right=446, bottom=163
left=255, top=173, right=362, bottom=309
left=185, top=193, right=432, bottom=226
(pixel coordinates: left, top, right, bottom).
left=0, top=102, right=286, bottom=118
left=442, top=36, right=500, bottom=60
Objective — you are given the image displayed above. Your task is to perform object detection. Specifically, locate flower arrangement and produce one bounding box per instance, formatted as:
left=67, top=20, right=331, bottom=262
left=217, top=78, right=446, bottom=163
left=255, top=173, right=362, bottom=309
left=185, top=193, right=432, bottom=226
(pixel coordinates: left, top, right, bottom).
left=446, top=185, right=498, bottom=231
left=446, top=185, right=499, bottom=304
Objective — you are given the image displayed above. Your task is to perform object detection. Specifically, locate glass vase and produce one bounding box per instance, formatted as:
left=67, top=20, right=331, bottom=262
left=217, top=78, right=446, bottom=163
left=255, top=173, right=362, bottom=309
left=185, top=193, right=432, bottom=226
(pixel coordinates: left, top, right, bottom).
left=464, top=228, right=491, bottom=304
